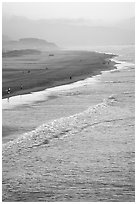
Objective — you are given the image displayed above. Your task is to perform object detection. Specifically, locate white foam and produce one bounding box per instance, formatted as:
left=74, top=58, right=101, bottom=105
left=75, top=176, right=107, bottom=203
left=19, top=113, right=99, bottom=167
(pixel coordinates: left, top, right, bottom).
left=2, top=99, right=118, bottom=150
left=2, top=74, right=99, bottom=110
left=111, top=59, right=135, bottom=70
left=3, top=51, right=134, bottom=110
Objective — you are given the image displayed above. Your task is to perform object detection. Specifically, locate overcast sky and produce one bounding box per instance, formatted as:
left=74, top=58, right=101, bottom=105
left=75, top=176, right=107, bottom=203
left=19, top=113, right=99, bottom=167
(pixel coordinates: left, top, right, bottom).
left=3, top=2, right=135, bottom=22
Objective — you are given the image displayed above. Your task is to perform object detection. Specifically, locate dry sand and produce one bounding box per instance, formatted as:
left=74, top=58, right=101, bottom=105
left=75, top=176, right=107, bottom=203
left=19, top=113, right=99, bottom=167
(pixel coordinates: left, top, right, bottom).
left=2, top=50, right=115, bottom=98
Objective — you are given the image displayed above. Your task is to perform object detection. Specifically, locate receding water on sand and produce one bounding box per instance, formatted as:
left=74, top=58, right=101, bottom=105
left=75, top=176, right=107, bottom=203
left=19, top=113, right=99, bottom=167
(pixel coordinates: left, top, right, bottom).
left=2, top=75, right=98, bottom=110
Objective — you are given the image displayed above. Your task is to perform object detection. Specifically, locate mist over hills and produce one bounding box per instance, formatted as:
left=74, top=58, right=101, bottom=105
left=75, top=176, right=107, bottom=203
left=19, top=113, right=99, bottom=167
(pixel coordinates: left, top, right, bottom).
left=2, top=37, right=58, bottom=51
left=2, top=16, right=135, bottom=48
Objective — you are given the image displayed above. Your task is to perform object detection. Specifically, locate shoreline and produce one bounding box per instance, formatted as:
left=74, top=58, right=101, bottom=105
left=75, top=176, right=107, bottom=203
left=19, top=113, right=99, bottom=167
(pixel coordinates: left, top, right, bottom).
left=2, top=63, right=116, bottom=100
left=2, top=47, right=135, bottom=202
left=2, top=50, right=116, bottom=99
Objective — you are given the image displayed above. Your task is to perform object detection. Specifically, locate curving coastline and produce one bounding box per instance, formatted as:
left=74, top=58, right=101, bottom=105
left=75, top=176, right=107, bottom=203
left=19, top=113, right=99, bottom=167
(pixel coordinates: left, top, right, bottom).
left=2, top=50, right=116, bottom=99
left=2, top=47, right=135, bottom=202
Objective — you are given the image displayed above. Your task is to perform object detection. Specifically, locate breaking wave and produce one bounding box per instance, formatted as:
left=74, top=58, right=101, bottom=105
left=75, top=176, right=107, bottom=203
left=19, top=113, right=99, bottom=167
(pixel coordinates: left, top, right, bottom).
left=2, top=95, right=131, bottom=155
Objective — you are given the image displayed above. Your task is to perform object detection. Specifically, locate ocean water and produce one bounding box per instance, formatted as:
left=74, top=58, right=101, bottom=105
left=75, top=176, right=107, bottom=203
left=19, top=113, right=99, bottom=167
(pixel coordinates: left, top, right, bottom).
left=2, top=45, right=135, bottom=202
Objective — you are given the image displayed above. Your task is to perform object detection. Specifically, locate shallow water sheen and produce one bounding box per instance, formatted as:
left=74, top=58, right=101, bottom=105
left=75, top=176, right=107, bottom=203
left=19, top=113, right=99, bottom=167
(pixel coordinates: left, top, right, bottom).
left=2, top=45, right=135, bottom=201
left=2, top=97, right=135, bottom=202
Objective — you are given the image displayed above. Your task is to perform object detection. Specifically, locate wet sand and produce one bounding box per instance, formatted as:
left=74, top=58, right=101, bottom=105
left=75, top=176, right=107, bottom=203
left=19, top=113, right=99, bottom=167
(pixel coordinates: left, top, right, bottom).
left=2, top=50, right=116, bottom=142
left=2, top=50, right=116, bottom=98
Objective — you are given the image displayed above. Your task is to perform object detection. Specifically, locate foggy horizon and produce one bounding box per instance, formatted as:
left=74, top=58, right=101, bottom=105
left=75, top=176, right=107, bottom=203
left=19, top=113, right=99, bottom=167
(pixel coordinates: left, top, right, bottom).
left=3, top=2, right=135, bottom=22
left=2, top=14, right=135, bottom=26
left=2, top=2, right=135, bottom=47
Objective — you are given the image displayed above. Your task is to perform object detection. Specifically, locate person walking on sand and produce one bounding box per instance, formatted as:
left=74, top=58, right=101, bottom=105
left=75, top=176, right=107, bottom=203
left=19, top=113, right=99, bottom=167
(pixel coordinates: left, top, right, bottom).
left=20, top=84, right=23, bottom=90
left=7, top=88, right=11, bottom=94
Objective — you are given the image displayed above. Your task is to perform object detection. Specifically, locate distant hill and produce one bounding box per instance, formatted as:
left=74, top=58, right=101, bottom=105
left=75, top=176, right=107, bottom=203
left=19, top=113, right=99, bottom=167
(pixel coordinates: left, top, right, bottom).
left=2, top=49, right=41, bottom=57
left=2, top=16, right=135, bottom=47
left=19, top=38, right=57, bottom=49
left=2, top=37, right=58, bottom=51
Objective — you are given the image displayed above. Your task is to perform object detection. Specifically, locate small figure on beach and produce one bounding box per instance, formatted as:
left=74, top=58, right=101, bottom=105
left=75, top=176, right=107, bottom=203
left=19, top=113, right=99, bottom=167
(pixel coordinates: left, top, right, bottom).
left=28, top=70, right=30, bottom=73
left=20, top=84, right=23, bottom=90
left=70, top=76, right=72, bottom=80
left=6, top=88, right=11, bottom=94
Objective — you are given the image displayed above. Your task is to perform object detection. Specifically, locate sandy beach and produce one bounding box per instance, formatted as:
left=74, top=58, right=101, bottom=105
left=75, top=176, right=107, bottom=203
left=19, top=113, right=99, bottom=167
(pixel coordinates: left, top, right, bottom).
left=2, top=50, right=116, bottom=142
left=2, top=46, right=135, bottom=201
left=2, top=50, right=115, bottom=98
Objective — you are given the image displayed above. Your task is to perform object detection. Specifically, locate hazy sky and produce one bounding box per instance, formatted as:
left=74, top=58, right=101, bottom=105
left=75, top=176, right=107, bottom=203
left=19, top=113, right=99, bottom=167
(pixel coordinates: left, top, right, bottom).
left=3, top=2, right=135, bottom=22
